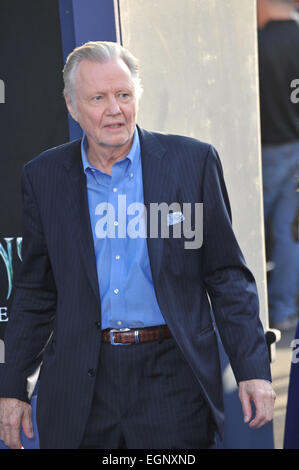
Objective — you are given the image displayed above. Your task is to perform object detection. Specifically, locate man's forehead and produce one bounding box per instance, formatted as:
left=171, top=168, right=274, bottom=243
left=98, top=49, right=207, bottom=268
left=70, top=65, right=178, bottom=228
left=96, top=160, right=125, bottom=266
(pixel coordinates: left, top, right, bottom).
left=76, top=58, right=133, bottom=84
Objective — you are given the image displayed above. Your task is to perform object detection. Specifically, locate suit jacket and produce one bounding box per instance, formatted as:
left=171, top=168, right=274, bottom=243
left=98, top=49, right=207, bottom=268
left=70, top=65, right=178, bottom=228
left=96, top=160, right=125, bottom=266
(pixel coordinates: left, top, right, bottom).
left=0, top=126, right=271, bottom=448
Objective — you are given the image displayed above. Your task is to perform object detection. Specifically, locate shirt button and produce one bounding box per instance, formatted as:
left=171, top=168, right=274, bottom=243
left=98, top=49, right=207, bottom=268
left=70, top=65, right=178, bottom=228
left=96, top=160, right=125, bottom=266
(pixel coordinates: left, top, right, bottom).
left=130, top=173, right=134, bottom=179
left=114, top=221, right=118, bottom=226
left=115, top=255, right=120, bottom=260
left=114, top=288, right=119, bottom=294
left=117, top=321, right=122, bottom=326
left=88, top=369, right=95, bottom=377
left=113, top=187, right=117, bottom=192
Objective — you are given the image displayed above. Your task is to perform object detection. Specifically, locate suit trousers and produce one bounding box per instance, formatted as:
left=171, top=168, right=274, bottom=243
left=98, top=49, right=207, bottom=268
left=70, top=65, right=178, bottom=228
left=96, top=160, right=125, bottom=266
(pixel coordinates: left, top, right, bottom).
left=79, top=334, right=216, bottom=449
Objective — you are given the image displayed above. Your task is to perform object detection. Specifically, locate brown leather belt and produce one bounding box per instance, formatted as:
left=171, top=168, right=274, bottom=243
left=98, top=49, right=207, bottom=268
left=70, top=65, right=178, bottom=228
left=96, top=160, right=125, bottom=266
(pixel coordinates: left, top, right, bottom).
left=101, top=325, right=171, bottom=345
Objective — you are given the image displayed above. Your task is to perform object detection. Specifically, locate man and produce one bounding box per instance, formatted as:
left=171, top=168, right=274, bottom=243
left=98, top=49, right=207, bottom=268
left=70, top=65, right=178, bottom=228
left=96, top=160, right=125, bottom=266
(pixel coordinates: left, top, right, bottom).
left=257, top=0, right=299, bottom=331
left=0, top=41, right=275, bottom=449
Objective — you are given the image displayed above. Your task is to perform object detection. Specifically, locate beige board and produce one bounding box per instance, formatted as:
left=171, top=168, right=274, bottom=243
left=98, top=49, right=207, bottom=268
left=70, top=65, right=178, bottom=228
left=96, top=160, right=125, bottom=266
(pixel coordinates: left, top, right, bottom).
left=118, top=0, right=269, bottom=330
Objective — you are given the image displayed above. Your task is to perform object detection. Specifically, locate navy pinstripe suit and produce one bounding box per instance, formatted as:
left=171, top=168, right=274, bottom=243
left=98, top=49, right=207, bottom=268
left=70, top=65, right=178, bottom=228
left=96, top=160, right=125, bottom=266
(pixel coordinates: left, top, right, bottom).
left=0, top=126, right=271, bottom=448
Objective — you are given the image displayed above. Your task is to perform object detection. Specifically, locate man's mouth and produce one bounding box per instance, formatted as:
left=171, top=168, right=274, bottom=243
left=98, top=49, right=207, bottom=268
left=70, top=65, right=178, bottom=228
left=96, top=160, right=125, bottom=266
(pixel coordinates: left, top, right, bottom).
left=104, top=123, right=124, bottom=129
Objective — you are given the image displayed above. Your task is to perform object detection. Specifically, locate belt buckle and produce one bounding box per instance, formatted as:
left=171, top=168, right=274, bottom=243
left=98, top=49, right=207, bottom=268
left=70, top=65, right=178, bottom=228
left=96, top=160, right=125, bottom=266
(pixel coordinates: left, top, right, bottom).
left=110, top=328, right=132, bottom=346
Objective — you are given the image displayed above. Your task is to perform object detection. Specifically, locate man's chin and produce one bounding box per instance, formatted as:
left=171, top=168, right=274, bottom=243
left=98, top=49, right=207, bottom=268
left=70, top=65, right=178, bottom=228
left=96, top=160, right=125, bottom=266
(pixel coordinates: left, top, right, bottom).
left=97, top=135, right=132, bottom=149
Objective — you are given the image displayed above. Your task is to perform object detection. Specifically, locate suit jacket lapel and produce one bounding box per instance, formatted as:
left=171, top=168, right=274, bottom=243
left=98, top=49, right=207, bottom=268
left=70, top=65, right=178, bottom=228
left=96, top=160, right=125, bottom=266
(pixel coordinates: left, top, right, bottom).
left=62, top=141, right=101, bottom=305
left=138, top=126, right=174, bottom=289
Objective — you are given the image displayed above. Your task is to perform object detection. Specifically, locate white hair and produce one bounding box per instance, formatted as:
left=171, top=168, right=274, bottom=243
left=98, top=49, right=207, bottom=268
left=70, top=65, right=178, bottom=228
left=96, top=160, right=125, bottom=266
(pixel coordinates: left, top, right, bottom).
left=63, top=41, right=143, bottom=108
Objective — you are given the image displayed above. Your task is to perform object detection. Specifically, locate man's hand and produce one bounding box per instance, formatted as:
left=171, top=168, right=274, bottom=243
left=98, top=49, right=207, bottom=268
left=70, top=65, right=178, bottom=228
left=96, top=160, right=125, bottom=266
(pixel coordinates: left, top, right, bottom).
left=238, top=379, right=276, bottom=429
left=0, top=398, right=33, bottom=449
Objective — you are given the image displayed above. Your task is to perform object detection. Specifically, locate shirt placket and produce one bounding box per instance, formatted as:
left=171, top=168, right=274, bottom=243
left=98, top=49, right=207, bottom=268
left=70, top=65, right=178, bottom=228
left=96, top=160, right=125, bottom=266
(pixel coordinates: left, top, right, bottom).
left=109, top=162, right=129, bottom=328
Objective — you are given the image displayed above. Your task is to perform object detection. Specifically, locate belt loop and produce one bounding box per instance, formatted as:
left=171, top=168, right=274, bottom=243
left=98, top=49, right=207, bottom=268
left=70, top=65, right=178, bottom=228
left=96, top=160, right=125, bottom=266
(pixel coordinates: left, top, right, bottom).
left=158, top=325, right=163, bottom=343
left=134, top=330, right=140, bottom=344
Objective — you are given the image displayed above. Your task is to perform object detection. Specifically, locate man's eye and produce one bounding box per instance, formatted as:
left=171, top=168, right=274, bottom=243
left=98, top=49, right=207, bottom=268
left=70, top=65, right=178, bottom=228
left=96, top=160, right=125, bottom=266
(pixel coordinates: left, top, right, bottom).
left=119, top=93, right=129, bottom=99
left=93, top=96, right=102, bottom=101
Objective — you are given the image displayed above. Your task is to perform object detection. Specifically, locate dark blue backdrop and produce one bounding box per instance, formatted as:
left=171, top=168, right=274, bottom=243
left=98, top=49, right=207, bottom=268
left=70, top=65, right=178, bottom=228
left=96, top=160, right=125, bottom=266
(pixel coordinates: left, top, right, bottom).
left=0, top=0, right=117, bottom=449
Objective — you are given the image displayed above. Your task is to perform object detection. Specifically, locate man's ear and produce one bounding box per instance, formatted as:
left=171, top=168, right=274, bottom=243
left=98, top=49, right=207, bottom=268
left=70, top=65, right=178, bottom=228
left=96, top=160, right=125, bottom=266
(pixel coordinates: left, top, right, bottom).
left=64, top=94, right=79, bottom=123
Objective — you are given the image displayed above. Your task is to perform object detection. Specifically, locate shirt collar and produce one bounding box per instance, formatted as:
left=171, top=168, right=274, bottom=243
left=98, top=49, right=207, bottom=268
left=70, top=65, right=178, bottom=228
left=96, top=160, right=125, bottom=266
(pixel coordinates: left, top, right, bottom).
left=81, top=127, right=140, bottom=174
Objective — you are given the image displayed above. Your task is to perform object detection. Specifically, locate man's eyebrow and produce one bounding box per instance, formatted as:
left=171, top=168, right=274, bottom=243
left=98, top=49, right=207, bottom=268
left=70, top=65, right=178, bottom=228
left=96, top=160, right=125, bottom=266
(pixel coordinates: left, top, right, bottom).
left=88, top=87, right=133, bottom=95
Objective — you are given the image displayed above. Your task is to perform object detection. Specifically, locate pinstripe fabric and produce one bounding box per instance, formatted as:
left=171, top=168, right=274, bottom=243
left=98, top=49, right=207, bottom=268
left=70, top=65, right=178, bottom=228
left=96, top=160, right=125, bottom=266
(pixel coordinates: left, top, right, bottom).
left=0, top=126, right=271, bottom=448
left=80, top=337, right=215, bottom=449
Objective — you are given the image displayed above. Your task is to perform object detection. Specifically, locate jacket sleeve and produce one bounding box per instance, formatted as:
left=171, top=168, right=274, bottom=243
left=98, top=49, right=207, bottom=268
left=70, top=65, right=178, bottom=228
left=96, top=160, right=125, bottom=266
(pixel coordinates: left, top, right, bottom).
left=202, top=145, right=271, bottom=383
left=0, top=164, right=57, bottom=402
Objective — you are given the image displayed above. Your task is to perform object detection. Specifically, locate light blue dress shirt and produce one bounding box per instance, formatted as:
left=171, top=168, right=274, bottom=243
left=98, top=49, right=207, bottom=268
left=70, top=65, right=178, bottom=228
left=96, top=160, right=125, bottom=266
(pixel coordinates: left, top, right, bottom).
left=81, top=128, right=166, bottom=330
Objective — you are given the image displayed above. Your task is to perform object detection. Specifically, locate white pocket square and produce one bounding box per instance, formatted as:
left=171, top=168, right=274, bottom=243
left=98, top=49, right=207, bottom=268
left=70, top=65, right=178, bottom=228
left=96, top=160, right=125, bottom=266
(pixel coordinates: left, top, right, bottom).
left=167, top=211, right=185, bottom=226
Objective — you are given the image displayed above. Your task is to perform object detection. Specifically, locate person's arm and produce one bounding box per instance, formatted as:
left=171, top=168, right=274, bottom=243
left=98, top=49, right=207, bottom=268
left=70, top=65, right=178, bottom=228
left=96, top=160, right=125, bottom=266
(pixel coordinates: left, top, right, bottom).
left=202, top=145, right=275, bottom=427
left=291, top=179, right=299, bottom=242
left=291, top=204, right=299, bottom=243
left=0, top=164, right=57, bottom=448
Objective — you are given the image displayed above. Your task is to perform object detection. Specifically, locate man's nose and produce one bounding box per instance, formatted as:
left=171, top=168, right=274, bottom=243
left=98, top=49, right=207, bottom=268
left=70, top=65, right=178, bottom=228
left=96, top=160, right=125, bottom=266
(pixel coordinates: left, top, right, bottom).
left=106, top=96, right=121, bottom=115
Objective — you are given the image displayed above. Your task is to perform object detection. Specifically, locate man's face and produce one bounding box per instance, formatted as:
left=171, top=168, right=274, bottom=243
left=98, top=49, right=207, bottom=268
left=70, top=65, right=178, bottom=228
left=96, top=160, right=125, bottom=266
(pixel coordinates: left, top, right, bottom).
left=66, top=58, right=138, bottom=154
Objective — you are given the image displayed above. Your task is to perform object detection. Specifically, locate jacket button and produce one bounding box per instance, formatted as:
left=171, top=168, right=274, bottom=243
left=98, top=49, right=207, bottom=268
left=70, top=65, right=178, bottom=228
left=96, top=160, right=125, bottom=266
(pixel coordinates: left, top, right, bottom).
left=95, top=321, right=101, bottom=329
left=88, top=369, right=95, bottom=377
